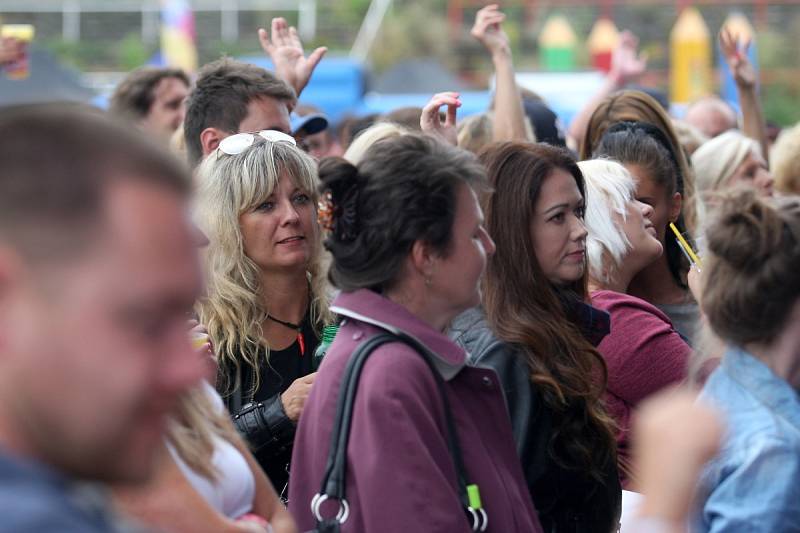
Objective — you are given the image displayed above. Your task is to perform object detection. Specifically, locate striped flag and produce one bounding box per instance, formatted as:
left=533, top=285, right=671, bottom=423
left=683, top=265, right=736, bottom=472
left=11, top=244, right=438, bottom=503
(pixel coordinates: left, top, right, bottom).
left=161, top=0, right=197, bottom=73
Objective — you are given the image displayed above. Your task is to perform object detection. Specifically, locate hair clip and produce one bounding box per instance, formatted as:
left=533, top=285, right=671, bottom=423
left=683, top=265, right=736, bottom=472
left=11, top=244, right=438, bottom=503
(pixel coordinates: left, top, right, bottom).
left=318, top=190, right=335, bottom=232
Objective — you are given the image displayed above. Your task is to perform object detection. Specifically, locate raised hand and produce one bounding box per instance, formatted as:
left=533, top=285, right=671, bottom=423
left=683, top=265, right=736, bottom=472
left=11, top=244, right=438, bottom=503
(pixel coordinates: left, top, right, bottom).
left=634, top=389, right=723, bottom=524
left=609, top=30, right=647, bottom=86
left=470, top=4, right=510, bottom=58
left=420, top=92, right=461, bottom=146
left=187, top=319, right=217, bottom=381
left=258, top=17, right=327, bottom=97
left=719, top=27, right=756, bottom=89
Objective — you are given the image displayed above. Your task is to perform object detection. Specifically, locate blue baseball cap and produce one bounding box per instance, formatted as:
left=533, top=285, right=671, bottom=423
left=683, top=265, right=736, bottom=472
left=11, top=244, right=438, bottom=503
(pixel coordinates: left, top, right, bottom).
left=290, top=113, right=329, bottom=136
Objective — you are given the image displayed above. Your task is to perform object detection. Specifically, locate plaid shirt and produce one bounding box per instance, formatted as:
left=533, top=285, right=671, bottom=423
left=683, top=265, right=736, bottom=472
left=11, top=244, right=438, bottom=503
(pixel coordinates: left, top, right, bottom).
left=570, top=299, right=611, bottom=347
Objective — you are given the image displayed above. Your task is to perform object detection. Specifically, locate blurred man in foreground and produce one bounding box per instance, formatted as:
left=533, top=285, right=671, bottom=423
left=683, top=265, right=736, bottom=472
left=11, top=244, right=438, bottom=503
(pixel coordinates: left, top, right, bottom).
left=0, top=104, right=206, bottom=531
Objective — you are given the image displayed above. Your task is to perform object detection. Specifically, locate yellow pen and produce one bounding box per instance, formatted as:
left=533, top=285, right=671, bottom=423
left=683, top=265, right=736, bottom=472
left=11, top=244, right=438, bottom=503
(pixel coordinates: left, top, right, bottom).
left=669, top=222, right=702, bottom=267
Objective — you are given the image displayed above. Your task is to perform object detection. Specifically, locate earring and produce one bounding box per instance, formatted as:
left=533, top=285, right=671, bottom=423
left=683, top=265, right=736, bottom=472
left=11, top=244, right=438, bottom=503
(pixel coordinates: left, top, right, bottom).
left=424, top=276, right=432, bottom=287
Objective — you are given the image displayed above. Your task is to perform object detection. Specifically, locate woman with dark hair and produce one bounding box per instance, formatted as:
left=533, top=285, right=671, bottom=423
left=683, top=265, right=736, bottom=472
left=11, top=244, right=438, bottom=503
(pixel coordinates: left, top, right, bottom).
left=579, top=92, right=694, bottom=232
left=591, top=121, right=698, bottom=343
left=450, top=142, right=620, bottom=533
left=288, top=134, right=542, bottom=532
left=693, top=190, right=800, bottom=531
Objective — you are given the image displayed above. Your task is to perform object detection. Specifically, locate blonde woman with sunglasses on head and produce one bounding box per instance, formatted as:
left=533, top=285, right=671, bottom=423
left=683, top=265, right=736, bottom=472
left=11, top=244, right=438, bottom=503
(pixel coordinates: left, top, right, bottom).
left=194, top=130, right=333, bottom=499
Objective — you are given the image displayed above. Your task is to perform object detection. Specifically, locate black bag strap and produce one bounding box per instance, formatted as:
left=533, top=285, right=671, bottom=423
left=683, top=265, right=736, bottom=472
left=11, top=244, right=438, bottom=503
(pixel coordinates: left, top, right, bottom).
left=309, top=332, right=488, bottom=531
left=232, top=365, right=243, bottom=414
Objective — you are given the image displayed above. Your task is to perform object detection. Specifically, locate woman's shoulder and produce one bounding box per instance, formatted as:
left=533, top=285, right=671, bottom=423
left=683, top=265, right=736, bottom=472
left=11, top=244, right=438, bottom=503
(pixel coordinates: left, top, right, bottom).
left=199, top=380, right=226, bottom=413
left=701, top=366, right=799, bottom=443
left=327, top=325, right=441, bottom=387
left=449, top=307, right=519, bottom=366
left=591, top=290, right=673, bottom=325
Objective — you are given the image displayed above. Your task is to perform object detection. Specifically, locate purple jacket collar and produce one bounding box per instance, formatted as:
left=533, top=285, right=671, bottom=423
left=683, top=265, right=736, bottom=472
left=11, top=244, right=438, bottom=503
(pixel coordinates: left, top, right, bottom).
left=331, top=289, right=466, bottom=381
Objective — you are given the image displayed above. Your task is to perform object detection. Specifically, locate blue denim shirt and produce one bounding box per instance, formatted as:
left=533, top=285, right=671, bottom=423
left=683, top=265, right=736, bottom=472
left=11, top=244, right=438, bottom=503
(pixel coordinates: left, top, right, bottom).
left=0, top=449, right=143, bottom=532
left=692, top=346, right=800, bottom=532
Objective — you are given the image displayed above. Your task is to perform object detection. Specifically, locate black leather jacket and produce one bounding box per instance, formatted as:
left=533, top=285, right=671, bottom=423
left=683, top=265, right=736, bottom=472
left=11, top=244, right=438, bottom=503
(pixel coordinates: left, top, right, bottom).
left=222, top=370, right=297, bottom=500
left=219, top=317, right=320, bottom=500
left=450, top=308, right=621, bottom=533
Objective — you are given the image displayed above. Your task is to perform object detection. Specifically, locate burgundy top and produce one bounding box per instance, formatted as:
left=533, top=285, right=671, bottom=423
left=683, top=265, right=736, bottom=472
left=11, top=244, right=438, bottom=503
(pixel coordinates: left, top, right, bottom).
left=289, top=289, right=542, bottom=533
left=591, top=290, right=690, bottom=488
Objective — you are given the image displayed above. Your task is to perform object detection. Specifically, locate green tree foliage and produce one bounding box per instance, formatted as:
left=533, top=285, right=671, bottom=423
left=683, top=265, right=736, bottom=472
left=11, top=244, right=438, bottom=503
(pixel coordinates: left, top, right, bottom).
left=117, top=33, right=151, bottom=71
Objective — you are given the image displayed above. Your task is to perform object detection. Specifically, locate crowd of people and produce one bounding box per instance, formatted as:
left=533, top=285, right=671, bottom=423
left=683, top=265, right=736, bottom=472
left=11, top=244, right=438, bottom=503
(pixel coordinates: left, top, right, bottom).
left=1, top=5, right=798, bottom=533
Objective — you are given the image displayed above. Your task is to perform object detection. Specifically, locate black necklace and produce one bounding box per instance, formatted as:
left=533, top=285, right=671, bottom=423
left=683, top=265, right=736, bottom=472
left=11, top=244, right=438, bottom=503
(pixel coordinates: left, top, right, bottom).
left=266, top=315, right=306, bottom=356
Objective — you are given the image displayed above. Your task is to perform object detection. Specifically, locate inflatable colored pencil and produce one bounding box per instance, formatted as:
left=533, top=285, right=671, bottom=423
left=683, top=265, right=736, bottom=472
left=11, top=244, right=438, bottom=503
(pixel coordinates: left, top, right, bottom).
left=588, top=18, right=619, bottom=72
left=670, top=7, right=712, bottom=103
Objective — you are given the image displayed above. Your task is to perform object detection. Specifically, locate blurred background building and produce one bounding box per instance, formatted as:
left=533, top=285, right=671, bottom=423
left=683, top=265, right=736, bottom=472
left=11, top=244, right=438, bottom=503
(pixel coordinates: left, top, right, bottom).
left=0, top=0, right=798, bottom=128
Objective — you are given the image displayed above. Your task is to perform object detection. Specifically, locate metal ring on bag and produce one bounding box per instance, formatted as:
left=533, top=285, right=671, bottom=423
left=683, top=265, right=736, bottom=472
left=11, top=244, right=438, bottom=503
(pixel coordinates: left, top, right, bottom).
left=466, top=507, right=480, bottom=531
left=311, top=493, right=350, bottom=524
left=466, top=507, right=489, bottom=532
left=477, top=508, right=488, bottom=532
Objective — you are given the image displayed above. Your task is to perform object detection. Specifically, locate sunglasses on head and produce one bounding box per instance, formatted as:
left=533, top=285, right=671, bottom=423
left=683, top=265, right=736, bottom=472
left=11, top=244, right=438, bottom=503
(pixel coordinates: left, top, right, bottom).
left=217, top=130, right=297, bottom=156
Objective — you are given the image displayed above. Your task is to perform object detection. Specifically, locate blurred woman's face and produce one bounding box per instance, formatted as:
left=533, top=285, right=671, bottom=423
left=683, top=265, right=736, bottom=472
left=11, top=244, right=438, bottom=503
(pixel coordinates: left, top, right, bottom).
left=429, top=183, right=495, bottom=319
left=530, top=169, right=587, bottom=286
left=729, top=150, right=774, bottom=197
left=615, top=198, right=663, bottom=272
left=239, top=172, right=318, bottom=273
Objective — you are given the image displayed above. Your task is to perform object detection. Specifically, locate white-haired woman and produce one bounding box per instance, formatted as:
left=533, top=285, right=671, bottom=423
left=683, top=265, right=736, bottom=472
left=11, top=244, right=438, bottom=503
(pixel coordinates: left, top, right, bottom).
left=578, top=159, right=690, bottom=487
left=194, top=130, right=333, bottom=499
left=692, top=130, right=773, bottom=212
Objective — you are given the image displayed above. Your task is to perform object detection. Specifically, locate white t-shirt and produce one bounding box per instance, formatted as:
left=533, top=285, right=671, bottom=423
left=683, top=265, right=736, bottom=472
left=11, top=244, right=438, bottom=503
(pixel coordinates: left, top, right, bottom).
left=167, top=381, right=256, bottom=519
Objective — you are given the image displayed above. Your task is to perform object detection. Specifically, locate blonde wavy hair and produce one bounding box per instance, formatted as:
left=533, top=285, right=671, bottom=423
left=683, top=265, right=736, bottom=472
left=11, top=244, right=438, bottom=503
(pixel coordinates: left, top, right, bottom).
left=194, top=139, right=332, bottom=394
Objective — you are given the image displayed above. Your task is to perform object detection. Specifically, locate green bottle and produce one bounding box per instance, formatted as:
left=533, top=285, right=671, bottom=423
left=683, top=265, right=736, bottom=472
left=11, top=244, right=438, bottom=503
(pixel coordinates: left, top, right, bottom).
left=313, top=324, right=339, bottom=370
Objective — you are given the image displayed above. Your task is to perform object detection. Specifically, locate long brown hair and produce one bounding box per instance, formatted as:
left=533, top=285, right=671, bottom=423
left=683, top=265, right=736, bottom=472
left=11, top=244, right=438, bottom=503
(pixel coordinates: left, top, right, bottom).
left=479, top=142, right=616, bottom=480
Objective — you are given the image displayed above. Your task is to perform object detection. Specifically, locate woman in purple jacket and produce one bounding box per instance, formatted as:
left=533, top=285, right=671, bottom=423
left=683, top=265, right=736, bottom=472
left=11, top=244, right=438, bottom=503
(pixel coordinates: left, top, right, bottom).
left=288, top=134, right=543, bottom=532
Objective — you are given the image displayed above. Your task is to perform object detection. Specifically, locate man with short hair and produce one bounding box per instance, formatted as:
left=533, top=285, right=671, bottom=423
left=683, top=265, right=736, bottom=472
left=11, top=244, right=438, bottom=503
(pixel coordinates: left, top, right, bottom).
left=183, top=58, right=296, bottom=167
left=0, top=104, right=207, bottom=532
left=183, top=17, right=326, bottom=167
left=109, top=67, right=190, bottom=140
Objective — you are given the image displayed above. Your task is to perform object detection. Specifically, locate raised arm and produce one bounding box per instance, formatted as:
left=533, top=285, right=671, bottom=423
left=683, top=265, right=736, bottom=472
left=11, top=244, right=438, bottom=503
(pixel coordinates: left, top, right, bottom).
left=472, top=4, right=527, bottom=142
left=570, top=31, right=646, bottom=151
left=259, top=17, right=327, bottom=98
left=719, top=28, right=768, bottom=164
